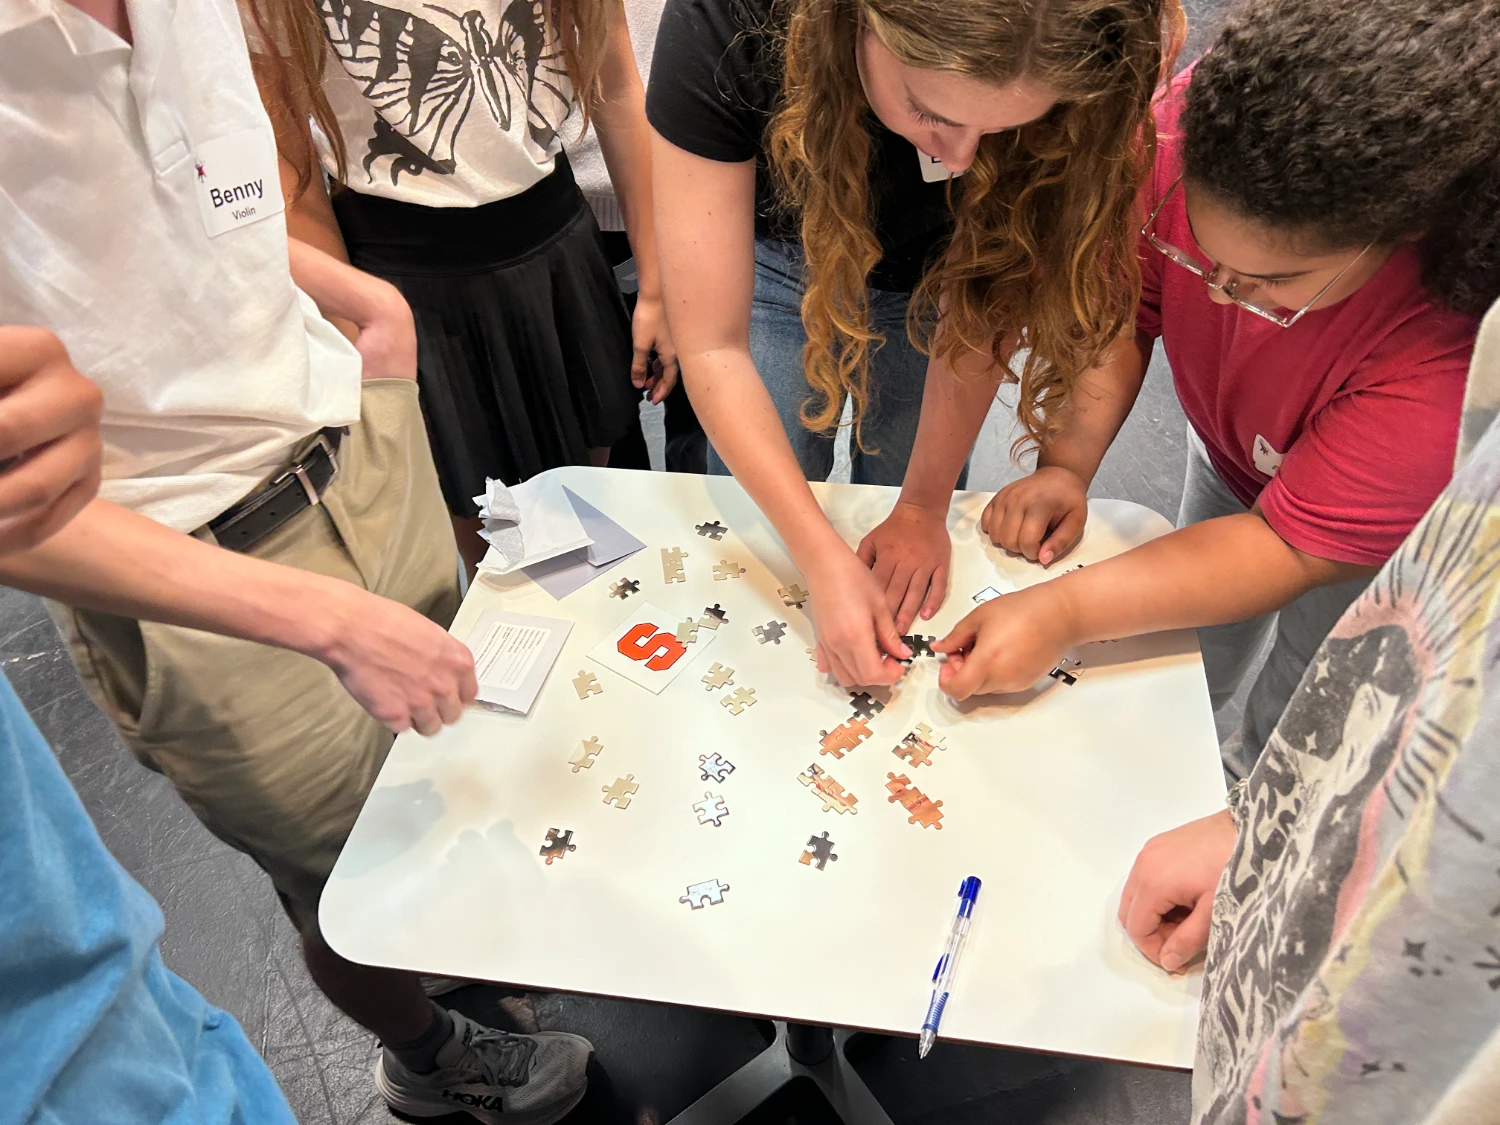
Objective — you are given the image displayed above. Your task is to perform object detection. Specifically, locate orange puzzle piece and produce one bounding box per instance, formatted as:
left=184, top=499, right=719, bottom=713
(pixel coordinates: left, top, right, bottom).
left=818, top=717, right=873, bottom=759
left=885, top=772, right=943, bottom=829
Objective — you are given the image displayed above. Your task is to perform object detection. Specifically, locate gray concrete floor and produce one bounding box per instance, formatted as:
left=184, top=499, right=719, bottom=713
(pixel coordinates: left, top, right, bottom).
left=7, top=6, right=1239, bottom=1122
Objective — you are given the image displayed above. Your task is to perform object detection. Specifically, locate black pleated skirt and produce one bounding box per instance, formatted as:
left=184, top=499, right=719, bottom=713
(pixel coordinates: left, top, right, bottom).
left=332, top=154, right=637, bottom=518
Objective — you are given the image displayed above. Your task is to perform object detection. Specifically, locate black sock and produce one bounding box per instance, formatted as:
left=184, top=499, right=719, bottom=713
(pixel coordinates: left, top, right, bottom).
left=386, top=1003, right=455, bottom=1075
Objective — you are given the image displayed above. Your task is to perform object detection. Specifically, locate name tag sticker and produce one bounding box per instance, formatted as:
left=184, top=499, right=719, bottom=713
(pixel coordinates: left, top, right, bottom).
left=1252, top=434, right=1286, bottom=477
left=193, top=129, right=284, bottom=238
left=917, top=150, right=962, bottom=183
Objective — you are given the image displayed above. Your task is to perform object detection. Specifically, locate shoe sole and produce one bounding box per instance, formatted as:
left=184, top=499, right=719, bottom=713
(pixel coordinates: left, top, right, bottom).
left=376, top=1060, right=589, bottom=1125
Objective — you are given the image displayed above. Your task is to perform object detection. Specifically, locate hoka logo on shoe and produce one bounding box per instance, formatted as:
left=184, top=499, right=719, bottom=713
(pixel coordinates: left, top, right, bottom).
left=441, top=1089, right=504, bottom=1109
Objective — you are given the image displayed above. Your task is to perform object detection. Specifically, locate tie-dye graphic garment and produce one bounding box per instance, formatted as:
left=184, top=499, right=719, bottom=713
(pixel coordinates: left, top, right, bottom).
left=1192, top=300, right=1500, bottom=1124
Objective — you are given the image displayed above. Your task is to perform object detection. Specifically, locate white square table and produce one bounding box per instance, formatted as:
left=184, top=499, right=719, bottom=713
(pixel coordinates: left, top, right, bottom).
left=321, top=467, right=1225, bottom=1122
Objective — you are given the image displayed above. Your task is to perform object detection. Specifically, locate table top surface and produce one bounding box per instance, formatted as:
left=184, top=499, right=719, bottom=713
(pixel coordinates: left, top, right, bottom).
left=322, top=467, right=1225, bottom=1069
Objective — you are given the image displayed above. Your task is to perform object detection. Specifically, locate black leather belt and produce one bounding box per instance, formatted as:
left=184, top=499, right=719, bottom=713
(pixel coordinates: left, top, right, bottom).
left=208, top=428, right=346, bottom=553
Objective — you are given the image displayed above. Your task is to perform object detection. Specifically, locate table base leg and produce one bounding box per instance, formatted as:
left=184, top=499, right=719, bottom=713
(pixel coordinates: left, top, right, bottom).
left=666, top=1023, right=895, bottom=1125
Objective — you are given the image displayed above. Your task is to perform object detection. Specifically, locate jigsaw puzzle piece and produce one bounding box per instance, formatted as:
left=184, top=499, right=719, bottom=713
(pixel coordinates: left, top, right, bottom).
left=753, top=621, right=788, bottom=645
left=572, top=670, right=602, bottom=700
left=905, top=795, right=945, bottom=829
left=798, top=831, right=838, bottom=870
left=799, top=763, right=858, bottom=814
left=721, top=687, right=757, bottom=715
left=609, top=578, right=641, bottom=599
left=778, top=584, right=808, bottom=608
left=693, top=790, right=730, bottom=827
left=886, top=772, right=920, bottom=807
left=601, top=774, right=639, bottom=809
left=701, top=662, right=735, bottom=691
left=539, top=828, right=576, bottom=864
left=817, top=717, right=872, bottom=758
left=695, top=521, right=728, bottom=540
left=712, top=560, right=746, bottom=581
left=698, top=752, right=735, bottom=782
left=570, top=736, right=603, bottom=772
left=661, top=547, right=688, bottom=583
left=893, top=724, right=943, bottom=769
left=679, top=878, right=731, bottom=908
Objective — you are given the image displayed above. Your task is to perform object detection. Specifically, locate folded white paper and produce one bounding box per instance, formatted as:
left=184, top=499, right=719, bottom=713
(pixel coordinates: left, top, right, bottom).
left=474, top=476, right=593, bottom=575
left=463, top=609, right=573, bottom=714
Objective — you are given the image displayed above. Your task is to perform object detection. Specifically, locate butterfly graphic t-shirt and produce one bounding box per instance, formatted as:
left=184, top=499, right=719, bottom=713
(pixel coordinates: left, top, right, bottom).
left=318, top=0, right=576, bottom=206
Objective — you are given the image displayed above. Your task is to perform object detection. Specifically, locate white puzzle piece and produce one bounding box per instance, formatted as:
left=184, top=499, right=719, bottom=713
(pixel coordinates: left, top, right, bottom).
left=587, top=601, right=716, bottom=694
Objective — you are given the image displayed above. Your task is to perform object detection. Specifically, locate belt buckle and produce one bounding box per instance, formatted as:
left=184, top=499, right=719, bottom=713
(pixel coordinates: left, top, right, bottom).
left=274, top=433, right=339, bottom=508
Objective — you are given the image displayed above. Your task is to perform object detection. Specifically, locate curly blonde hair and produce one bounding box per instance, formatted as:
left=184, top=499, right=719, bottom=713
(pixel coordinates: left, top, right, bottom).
left=765, top=0, right=1184, bottom=453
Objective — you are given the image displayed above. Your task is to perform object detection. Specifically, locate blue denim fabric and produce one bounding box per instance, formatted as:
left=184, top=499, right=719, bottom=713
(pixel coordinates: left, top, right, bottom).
left=0, top=671, right=294, bottom=1125
left=708, top=239, right=968, bottom=488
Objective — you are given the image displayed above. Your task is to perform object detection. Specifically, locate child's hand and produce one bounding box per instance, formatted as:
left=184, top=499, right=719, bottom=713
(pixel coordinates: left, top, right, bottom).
left=1118, top=810, right=1239, bottom=973
left=932, top=585, right=1074, bottom=699
left=981, top=466, right=1089, bottom=567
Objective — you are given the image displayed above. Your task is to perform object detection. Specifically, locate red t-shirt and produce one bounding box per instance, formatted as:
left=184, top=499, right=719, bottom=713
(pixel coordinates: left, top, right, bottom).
left=1137, top=75, right=1477, bottom=565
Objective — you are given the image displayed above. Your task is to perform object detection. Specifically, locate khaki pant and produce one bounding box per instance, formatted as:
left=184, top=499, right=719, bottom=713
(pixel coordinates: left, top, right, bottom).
left=52, top=378, right=460, bottom=934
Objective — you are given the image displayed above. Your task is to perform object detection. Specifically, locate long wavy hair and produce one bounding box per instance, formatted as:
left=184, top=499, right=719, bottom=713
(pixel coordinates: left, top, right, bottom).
left=765, top=0, right=1184, bottom=453
left=242, top=0, right=611, bottom=200
left=1183, top=0, right=1500, bottom=316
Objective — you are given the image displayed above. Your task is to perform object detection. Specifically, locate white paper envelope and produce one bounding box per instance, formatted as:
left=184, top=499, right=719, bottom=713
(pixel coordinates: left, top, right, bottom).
left=476, top=475, right=594, bottom=575
left=587, top=601, right=716, bottom=694
left=463, top=609, right=572, bottom=714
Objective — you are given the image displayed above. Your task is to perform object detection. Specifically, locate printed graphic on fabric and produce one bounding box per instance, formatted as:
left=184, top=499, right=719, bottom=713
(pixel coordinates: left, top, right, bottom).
left=319, top=0, right=573, bottom=183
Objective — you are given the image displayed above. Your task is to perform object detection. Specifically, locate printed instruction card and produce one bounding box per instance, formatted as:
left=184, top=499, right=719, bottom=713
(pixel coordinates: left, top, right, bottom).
left=463, top=610, right=573, bottom=715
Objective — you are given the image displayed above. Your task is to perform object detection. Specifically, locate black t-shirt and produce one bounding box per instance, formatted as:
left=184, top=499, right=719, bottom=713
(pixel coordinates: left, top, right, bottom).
left=646, top=0, right=955, bottom=293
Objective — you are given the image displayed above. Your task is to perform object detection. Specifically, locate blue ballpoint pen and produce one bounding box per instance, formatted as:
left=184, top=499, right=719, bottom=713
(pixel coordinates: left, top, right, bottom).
left=919, top=876, right=982, bottom=1059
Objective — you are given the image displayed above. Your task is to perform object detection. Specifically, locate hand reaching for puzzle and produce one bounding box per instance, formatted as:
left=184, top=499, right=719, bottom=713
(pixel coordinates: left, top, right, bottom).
left=806, top=547, right=911, bottom=687
left=856, top=499, right=951, bottom=635
left=932, top=583, right=1072, bottom=699
left=981, top=466, right=1089, bottom=567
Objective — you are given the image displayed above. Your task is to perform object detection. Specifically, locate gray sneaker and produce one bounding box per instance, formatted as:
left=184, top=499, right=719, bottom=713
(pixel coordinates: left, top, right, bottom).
left=375, top=1010, right=592, bottom=1125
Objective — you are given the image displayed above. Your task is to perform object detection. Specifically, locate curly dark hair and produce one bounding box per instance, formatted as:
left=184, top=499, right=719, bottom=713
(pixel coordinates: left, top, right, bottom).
left=1181, top=0, right=1500, bottom=315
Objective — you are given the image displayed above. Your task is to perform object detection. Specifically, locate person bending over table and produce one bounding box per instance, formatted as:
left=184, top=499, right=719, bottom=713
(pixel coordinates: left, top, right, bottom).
left=650, top=0, right=1185, bottom=687
left=936, top=0, right=1499, bottom=778
left=1118, top=16, right=1500, bottom=1106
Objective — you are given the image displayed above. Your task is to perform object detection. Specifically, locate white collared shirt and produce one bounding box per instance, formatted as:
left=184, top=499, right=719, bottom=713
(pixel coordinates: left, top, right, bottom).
left=0, top=0, right=362, bottom=531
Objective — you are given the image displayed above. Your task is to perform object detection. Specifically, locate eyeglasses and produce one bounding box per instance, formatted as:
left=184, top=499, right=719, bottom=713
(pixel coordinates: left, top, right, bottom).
left=1141, top=176, right=1372, bottom=329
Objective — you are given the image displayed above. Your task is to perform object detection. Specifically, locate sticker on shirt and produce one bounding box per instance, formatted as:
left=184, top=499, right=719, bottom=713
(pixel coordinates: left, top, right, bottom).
left=192, top=129, right=284, bottom=238
left=1252, top=434, right=1286, bottom=477
left=917, top=150, right=963, bottom=183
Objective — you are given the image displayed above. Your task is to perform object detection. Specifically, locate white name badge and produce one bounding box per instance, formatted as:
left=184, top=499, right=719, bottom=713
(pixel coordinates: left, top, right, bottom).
left=917, top=150, right=962, bottom=183
left=1252, top=433, right=1286, bottom=477
left=192, top=128, right=284, bottom=238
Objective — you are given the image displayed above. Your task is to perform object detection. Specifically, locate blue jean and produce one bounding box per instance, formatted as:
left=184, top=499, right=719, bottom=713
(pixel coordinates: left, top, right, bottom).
left=708, top=239, right=965, bottom=488
left=1179, top=427, right=1370, bottom=778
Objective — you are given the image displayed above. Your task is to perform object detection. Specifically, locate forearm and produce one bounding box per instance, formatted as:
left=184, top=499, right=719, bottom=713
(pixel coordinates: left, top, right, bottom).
left=591, top=6, right=661, bottom=294
left=286, top=238, right=400, bottom=328
left=897, top=346, right=1004, bottom=510
left=680, top=349, right=848, bottom=566
left=0, top=498, right=349, bottom=660
left=1050, top=511, right=1377, bottom=643
left=278, top=158, right=359, bottom=342
left=1036, top=333, right=1151, bottom=485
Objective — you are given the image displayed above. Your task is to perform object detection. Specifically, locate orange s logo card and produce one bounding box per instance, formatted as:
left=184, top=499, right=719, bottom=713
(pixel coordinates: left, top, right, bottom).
left=617, top=622, right=688, bottom=671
